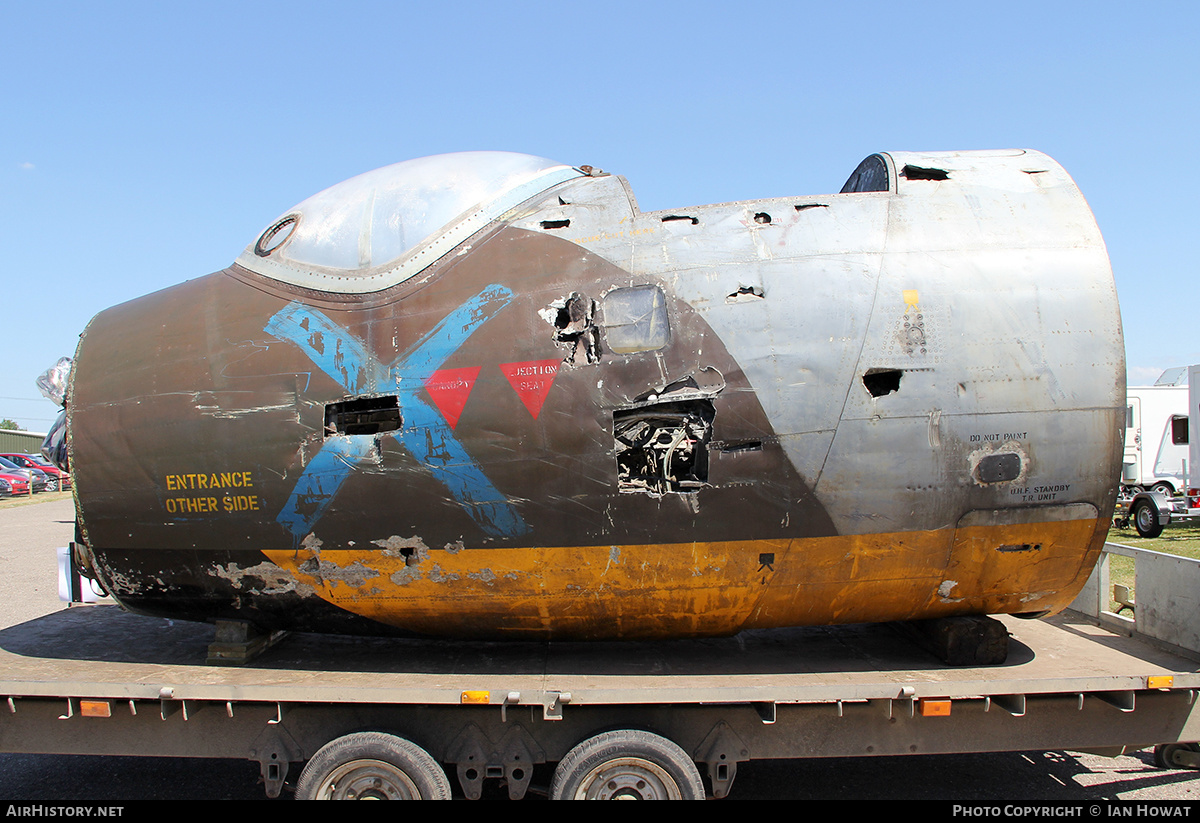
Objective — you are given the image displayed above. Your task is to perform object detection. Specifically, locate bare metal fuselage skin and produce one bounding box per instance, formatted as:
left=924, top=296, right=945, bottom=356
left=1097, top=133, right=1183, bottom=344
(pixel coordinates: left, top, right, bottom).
left=67, top=150, right=1124, bottom=639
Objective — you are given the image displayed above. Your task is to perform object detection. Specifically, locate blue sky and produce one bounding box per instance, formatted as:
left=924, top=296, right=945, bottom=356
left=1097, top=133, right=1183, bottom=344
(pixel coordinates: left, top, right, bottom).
left=2, top=1, right=1196, bottom=431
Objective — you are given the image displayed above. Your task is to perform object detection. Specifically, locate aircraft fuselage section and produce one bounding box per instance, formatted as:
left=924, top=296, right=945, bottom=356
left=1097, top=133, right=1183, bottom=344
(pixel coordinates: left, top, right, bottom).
left=66, top=150, right=1123, bottom=639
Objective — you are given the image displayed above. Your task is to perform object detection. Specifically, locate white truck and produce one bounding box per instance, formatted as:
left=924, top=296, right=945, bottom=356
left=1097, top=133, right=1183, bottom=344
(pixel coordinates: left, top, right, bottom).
left=1189, top=365, right=1200, bottom=507
left=1123, top=369, right=1190, bottom=497
left=1114, top=367, right=1200, bottom=537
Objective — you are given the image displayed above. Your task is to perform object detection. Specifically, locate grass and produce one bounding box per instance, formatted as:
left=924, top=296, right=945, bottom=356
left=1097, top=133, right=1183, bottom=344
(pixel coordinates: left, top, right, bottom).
left=1108, top=517, right=1200, bottom=556
left=0, top=489, right=72, bottom=508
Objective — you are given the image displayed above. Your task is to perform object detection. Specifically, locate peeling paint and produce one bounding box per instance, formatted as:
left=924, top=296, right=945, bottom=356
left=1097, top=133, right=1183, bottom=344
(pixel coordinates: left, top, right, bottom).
left=967, top=440, right=1029, bottom=486
left=102, top=568, right=142, bottom=595
left=371, top=534, right=430, bottom=561
left=212, top=561, right=314, bottom=596
left=428, top=564, right=460, bottom=583
left=298, top=557, right=380, bottom=589
left=390, top=564, right=424, bottom=585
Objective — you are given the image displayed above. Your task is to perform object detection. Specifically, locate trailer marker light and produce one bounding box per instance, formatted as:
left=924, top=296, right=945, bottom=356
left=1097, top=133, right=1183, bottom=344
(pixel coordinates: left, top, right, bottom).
left=80, top=700, right=112, bottom=718
left=918, top=698, right=951, bottom=717
left=1147, top=676, right=1174, bottom=689
left=461, top=690, right=490, bottom=704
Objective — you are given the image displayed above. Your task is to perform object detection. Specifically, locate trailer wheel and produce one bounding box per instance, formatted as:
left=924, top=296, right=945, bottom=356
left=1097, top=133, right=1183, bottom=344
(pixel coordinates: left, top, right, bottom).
left=1154, top=743, right=1200, bottom=769
left=550, top=730, right=705, bottom=800
left=296, top=732, right=451, bottom=800
left=1132, top=497, right=1164, bottom=538
left=1151, top=482, right=1175, bottom=497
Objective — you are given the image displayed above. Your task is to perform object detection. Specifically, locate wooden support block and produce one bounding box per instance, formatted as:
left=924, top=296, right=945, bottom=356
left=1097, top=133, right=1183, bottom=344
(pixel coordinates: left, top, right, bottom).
left=207, top=619, right=289, bottom=666
left=898, top=615, right=1009, bottom=666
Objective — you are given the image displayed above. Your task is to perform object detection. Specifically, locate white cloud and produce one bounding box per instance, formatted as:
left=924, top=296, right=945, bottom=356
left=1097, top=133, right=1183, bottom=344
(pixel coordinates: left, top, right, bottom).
left=18, top=162, right=34, bottom=170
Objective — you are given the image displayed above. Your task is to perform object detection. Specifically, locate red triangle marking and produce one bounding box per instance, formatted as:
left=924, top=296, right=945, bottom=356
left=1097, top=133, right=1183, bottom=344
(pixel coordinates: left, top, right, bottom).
left=424, top=366, right=482, bottom=429
left=499, top=359, right=560, bottom=419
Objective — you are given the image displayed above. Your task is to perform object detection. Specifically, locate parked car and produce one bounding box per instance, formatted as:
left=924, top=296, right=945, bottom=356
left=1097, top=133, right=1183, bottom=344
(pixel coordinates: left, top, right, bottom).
left=0, top=456, right=46, bottom=493
left=0, top=468, right=31, bottom=496
left=27, top=453, right=70, bottom=490
left=0, top=453, right=70, bottom=491
left=0, top=476, right=12, bottom=498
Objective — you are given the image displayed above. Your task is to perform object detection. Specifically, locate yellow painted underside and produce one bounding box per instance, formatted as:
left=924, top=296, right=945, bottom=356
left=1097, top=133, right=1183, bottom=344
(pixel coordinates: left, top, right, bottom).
left=262, top=517, right=1105, bottom=639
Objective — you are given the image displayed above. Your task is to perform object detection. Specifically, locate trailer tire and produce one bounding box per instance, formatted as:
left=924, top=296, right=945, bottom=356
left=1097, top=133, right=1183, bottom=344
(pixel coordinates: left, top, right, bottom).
left=550, top=730, right=705, bottom=800
left=296, top=732, right=451, bottom=800
left=1151, top=482, right=1175, bottom=497
left=1154, top=743, right=1200, bottom=769
left=1132, top=497, right=1164, bottom=538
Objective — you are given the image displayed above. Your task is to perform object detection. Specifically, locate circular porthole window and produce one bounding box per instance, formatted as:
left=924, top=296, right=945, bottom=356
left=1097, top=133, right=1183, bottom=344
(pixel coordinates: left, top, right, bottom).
left=255, top=214, right=298, bottom=257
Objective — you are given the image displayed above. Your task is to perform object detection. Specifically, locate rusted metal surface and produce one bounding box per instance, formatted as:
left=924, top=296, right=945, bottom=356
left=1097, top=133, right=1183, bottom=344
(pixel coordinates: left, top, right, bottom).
left=64, top=149, right=1124, bottom=639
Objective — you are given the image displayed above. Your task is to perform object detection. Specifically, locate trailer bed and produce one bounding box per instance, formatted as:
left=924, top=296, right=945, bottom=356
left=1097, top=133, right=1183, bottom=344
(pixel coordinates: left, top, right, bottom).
left=1, top=605, right=1197, bottom=706
left=4, top=602, right=1200, bottom=799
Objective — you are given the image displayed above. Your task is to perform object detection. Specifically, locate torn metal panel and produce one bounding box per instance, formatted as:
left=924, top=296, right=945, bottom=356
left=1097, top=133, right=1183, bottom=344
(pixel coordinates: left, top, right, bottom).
left=614, top=399, right=715, bottom=496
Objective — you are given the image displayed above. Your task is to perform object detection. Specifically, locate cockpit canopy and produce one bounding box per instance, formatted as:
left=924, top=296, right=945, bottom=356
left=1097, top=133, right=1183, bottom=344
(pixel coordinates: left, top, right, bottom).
left=236, top=152, right=581, bottom=293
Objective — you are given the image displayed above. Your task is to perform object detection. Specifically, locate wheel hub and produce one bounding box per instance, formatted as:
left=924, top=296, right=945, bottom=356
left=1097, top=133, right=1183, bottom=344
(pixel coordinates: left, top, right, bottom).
left=575, top=756, right=682, bottom=800
left=316, top=758, right=422, bottom=800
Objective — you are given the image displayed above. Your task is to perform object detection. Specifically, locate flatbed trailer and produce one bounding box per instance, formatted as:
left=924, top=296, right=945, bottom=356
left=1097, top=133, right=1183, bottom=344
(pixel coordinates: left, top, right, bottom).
left=2, top=581, right=1200, bottom=800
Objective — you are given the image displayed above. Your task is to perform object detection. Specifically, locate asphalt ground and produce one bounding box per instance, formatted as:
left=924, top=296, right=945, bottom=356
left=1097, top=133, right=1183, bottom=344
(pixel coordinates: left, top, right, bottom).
left=1, top=495, right=1200, bottom=804
left=0, top=493, right=75, bottom=628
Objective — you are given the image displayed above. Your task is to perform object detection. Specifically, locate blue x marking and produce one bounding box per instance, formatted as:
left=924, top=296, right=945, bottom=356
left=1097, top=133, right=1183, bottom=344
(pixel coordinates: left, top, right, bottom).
left=264, top=284, right=528, bottom=544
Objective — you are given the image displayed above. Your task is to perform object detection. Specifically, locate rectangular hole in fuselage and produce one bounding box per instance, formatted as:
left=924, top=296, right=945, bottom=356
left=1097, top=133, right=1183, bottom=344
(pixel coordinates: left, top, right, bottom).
left=719, top=440, right=762, bottom=453
left=325, top=396, right=402, bottom=436
left=614, top=399, right=715, bottom=495
left=862, top=369, right=902, bottom=397
left=901, top=165, right=949, bottom=181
